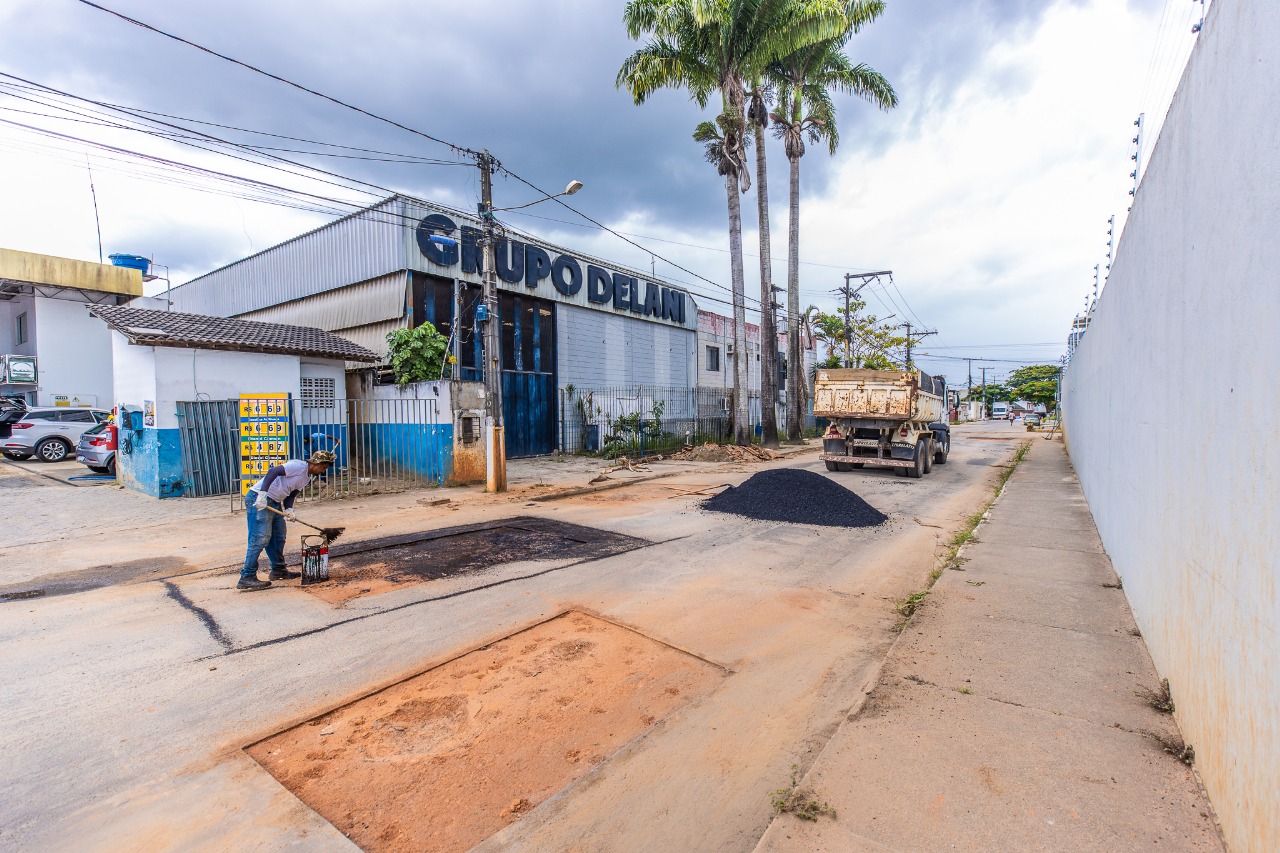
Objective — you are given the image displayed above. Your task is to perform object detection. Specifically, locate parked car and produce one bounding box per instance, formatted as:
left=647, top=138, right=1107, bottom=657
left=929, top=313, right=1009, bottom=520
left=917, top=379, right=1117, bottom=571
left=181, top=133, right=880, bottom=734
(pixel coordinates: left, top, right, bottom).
left=1025, top=413, right=1043, bottom=427
left=0, top=399, right=29, bottom=441
left=2, top=408, right=111, bottom=462
left=76, top=422, right=117, bottom=475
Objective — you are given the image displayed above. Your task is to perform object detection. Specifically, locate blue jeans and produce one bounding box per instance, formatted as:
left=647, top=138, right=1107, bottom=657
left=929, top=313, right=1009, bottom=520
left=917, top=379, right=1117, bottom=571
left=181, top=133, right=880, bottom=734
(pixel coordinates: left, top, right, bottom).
left=242, top=490, right=286, bottom=580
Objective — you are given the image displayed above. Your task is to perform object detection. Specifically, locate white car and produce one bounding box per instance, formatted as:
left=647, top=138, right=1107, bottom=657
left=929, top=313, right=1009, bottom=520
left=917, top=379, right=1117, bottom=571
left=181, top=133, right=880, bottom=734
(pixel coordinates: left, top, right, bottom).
left=2, top=408, right=111, bottom=462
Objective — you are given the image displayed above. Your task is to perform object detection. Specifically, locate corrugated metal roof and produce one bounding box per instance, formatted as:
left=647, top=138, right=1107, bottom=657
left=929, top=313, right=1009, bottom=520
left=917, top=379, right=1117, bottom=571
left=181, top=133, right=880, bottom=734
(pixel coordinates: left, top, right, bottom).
left=91, top=305, right=379, bottom=362
left=236, top=272, right=407, bottom=330
left=166, top=198, right=407, bottom=317
left=331, top=318, right=407, bottom=360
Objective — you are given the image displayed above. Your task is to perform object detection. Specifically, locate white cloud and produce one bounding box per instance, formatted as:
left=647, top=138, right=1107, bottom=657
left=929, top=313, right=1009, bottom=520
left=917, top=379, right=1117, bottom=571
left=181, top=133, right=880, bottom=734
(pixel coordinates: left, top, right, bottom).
left=795, top=0, right=1160, bottom=376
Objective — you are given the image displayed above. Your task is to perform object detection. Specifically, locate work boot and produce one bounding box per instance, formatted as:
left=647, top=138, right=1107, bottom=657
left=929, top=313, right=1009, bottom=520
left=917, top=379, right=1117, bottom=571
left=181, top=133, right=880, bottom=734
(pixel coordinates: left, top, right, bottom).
left=236, top=577, right=272, bottom=591
left=268, top=568, right=301, bottom=580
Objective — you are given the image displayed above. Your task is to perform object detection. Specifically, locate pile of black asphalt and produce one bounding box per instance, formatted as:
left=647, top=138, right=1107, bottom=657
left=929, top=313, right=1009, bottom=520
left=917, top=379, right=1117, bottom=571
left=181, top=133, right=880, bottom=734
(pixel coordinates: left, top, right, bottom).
left=702, top=468, right=888, bottom=528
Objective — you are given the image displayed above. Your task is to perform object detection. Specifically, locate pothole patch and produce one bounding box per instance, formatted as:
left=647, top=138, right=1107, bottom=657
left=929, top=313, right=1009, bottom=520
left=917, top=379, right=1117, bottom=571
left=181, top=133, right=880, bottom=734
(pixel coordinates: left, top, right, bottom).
left=302, top=517, right=645, bottom=604
left=246, top=611, right=724, bottom=852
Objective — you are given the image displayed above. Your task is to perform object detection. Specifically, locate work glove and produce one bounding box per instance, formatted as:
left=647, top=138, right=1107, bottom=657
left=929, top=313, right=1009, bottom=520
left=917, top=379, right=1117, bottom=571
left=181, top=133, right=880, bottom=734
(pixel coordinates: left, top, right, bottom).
left=284, top=510, right=298, bottom=522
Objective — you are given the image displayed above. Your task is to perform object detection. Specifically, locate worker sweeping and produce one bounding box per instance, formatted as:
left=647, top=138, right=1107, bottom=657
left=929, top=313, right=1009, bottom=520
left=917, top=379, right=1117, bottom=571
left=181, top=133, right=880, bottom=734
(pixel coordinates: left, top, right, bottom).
left=238, top=450, right=337, bottom=591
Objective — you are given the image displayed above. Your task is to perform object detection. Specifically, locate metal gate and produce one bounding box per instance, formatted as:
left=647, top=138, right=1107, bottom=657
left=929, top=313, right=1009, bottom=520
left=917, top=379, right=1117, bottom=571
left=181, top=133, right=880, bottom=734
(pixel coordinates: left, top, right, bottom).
left=176, top=400, right=239, bottom=497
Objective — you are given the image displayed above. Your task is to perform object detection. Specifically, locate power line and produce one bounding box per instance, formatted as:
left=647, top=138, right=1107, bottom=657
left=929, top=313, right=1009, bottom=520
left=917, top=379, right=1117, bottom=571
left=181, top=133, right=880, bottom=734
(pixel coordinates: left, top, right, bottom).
left=73, top=0, right=479, bottom=159
left=68, top=2, right=782, bottom=321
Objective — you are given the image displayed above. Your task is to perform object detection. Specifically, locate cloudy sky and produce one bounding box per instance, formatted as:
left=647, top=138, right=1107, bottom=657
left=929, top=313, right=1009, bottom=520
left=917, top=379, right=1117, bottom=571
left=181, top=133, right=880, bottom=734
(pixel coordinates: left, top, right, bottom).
left=0, top=0, right=1203, bottom=385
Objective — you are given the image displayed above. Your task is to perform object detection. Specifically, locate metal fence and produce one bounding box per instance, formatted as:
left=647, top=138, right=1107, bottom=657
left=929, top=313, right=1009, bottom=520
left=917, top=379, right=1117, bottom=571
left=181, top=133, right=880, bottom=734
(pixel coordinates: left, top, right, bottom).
left=559, top=385, right=768, bottom=458
left=292, top=397, right=445, bottom=503
left=176, top=397, right=445, bottom=507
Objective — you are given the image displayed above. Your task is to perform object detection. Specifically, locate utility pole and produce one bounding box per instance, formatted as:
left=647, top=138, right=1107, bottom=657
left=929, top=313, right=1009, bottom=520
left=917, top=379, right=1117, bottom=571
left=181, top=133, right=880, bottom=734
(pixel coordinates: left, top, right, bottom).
left=833, top=270, right=893, bottom=369
left=899, top=321, right=937, bottom=371
left=980, top=366, right=988, bottom=419
left=966, top=358, right=973, bottom=398
left=477, top=151, right=506, bottom=492
left=842, top=281, right=852, bottom=368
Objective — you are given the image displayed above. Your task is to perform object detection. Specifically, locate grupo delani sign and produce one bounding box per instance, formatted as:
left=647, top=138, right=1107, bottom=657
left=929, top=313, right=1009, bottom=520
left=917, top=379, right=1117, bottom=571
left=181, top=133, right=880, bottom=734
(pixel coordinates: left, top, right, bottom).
left=410, top=211, right=697, bottom=330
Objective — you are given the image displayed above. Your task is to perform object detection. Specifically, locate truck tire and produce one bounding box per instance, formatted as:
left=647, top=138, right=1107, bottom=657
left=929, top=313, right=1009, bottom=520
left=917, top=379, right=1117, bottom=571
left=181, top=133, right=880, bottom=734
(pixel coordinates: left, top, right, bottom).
left=922, top=439, right=934, bottom=474
left=907, top=440, right=925, bottom=479
left=825, top=461, right=839, bottom=472
left=934, top=433, right=950, bottom=465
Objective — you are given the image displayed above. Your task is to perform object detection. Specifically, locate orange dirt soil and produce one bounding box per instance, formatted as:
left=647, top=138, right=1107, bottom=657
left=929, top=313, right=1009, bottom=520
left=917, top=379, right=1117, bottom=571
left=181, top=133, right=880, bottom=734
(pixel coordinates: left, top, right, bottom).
left=246, top=611, right=724, bottom=853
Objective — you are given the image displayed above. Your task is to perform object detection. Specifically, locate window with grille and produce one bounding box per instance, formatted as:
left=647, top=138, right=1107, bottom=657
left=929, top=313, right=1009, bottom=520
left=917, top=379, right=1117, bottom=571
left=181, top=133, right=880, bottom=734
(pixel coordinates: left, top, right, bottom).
left=706, top=346, right=720, bottom=372
left=301, top=377, right=336, bottom=409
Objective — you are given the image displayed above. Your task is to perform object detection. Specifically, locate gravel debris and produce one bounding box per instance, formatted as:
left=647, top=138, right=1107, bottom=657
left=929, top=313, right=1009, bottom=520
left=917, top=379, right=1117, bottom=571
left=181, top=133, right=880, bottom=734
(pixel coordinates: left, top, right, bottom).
left=702, top=468, right=888, bottom=528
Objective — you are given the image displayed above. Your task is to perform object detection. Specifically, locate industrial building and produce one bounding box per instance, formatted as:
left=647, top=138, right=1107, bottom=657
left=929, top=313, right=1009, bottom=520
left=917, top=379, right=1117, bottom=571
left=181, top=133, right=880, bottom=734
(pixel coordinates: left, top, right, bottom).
left=166, top=196, right=704, bottom=457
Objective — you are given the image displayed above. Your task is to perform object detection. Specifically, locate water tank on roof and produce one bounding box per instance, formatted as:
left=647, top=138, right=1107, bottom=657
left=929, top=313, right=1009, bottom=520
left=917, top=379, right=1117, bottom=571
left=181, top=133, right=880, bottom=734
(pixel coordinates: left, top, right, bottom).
left=108, top=254, right=150, bottom=274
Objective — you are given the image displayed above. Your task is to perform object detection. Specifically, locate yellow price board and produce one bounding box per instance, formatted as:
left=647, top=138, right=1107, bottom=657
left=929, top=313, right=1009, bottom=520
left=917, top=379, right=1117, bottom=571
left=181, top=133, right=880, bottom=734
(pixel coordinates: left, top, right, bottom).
left=239, top=393, right=290, bottom=494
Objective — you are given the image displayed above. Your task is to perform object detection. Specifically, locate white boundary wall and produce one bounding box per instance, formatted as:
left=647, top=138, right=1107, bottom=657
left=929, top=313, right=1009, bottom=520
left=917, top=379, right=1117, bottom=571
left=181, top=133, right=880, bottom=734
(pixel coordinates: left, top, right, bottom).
left=1062, top=2, right=1278, bottom=849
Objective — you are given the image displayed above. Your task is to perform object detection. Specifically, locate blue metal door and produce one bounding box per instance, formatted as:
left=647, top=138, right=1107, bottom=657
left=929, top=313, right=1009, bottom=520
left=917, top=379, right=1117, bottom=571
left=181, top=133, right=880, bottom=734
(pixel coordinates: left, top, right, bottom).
left=412, top=275, right=557, bottom=457
left=500, top=292, right=556, bottom=457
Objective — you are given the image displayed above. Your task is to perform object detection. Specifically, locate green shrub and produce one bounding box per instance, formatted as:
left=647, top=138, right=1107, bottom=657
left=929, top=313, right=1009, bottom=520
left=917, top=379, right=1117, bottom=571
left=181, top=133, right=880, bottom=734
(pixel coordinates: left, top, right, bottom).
left=386, top=323, right=450, bottom=385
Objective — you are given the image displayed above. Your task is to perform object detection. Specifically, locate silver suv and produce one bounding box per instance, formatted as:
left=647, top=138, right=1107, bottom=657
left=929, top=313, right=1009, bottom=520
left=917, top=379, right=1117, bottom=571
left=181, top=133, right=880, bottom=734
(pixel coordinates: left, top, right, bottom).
left=2, top=408, right=111, bottom=462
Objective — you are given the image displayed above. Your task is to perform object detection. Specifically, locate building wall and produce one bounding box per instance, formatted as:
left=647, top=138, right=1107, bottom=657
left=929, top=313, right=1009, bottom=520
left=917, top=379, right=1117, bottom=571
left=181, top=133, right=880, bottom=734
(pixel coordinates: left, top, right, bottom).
left=31, top=296, right=113, bottom=408
left=557, top=303, right=694, bottom=389
left=166, top=198, right=405, bottom=317
left=1062, top=2, right=1279, bottom=849
left=112, top=340, right=332, bottom=498
left=349, top=379, right=453, bottom=483
left=0, top=248, right=142, bottom=297
left=0, top=293, right=34, bottom=353
left=401, top=199, right=698, bottom=335
left=235, top=272, right=410, bottom=363
left=154, top=348, right=303, bottom=416
left=110, top=333, right=164, bottom=497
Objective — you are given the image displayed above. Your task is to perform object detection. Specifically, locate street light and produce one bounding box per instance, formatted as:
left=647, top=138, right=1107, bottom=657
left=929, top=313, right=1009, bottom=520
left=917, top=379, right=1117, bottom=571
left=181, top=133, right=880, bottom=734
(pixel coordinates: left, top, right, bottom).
left=491, top=180, right=584, bottom=213
left=476, top=159, right=584, bottom=493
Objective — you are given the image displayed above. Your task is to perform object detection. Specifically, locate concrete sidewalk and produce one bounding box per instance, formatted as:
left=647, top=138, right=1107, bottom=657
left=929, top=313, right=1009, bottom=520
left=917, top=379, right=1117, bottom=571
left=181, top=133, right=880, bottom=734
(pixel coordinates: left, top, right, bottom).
left=756, top=438, right=1224, bottom=852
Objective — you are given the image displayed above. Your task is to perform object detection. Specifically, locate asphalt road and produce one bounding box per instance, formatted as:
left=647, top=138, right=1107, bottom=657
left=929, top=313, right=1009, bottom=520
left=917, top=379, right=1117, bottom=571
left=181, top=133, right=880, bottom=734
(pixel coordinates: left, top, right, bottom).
left=0, top=422, right=1025, bottom=852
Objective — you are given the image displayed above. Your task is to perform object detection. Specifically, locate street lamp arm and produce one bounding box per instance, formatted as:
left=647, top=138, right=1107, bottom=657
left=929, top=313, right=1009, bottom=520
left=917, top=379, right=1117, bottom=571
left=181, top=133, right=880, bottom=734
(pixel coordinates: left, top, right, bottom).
left=490, top=180, right=583, bottom=213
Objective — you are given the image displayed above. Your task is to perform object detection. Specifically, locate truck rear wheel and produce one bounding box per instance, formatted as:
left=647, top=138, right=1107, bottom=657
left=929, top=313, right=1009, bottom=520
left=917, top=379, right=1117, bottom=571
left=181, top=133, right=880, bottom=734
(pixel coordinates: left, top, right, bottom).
left=825, top=461, right=839, bottom=472
left=934, top=433, right=949, bottom=465
left=907, top=440, right=926, bottom=479
left=922, top=439, right=934, bottom=474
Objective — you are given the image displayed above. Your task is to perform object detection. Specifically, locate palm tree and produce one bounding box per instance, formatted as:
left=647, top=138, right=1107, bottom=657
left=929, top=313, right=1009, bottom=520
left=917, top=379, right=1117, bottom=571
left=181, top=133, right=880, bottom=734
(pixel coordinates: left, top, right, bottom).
left=772, top=2, right=897, bottom=440
left=618, top=0, right=847, bottom=444
left=746, top=77, right=779, bottom=446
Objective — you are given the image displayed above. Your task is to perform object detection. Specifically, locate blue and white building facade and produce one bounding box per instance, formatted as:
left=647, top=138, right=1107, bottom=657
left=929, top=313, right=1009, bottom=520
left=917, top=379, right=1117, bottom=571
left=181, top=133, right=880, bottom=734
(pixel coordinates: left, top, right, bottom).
left=166, top=195, right=701, bottom=457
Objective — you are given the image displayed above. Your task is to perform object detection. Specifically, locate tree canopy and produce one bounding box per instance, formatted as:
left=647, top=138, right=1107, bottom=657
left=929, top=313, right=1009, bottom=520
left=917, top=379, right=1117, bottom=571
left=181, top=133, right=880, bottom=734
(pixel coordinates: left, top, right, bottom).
left=806, top=299, right=904, bottom=369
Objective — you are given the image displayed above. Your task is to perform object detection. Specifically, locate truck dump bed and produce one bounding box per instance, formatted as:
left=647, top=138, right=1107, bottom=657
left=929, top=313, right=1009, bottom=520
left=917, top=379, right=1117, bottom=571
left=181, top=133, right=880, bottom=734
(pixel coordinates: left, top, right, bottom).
left=813, top=369, right=946, bottom=423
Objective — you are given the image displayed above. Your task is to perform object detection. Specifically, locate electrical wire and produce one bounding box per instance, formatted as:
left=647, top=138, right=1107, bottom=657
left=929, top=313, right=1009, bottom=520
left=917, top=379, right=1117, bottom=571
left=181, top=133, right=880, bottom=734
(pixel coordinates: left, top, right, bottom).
left=45, top=8, right=780, bottom=320
left=73, top=0, right=479, bottom=159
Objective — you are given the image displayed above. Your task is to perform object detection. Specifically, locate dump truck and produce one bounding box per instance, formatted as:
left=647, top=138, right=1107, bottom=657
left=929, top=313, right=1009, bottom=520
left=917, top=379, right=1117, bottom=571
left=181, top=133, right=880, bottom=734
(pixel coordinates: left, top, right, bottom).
left=814, top=368, right=950, bottom=479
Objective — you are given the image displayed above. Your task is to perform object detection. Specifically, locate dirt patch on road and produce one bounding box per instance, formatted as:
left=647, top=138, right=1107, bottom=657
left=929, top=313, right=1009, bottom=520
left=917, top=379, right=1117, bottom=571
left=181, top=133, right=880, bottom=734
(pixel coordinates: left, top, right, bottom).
left=302, top=517, right=645, bottom=605
left=670, top=443, right=781, bottom=462
left=246, top=611, right=724, bottom=853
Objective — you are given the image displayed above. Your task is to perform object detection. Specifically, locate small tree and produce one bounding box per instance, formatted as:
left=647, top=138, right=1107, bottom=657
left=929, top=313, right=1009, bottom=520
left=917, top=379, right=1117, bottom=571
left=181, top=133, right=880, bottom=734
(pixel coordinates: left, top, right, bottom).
left=386, top=323, right=449, bottom=385
left=1006, top=365, right=1060, bottom=410
left=806, top=300, right=904, bottom=369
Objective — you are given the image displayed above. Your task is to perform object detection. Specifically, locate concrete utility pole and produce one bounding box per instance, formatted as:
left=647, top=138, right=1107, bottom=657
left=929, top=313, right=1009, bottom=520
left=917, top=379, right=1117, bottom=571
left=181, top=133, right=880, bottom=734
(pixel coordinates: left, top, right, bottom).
left=477, top=151, right=506, bottom=493
left=980, top=366, right=988, bottom=418
left=900, top=321, right=936, bottom=371
left=833, top=271, right=893, bottom=369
